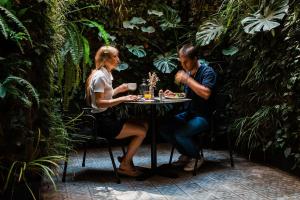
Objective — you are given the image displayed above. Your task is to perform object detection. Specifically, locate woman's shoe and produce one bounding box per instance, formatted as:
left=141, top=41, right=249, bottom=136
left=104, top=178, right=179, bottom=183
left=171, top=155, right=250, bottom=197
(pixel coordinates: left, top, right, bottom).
left=117, top=167, right=142, bottom=177
left=117, top=156, right=134, bottom=166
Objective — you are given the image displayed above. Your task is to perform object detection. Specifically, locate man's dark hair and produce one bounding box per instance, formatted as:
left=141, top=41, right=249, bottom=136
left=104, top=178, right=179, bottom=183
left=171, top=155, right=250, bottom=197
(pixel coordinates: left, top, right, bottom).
left=179, top=44, right=200, bottom=59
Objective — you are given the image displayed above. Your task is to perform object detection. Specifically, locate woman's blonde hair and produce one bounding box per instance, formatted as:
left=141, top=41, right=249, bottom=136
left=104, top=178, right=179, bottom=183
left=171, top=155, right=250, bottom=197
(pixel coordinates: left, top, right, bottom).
left=85, top=45, right=118, bottom=105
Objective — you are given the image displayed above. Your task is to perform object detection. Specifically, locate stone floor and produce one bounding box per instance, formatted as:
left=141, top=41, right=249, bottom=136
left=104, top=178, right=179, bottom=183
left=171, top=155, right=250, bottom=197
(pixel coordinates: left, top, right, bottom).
left=42, top=144, right=300, bottom=200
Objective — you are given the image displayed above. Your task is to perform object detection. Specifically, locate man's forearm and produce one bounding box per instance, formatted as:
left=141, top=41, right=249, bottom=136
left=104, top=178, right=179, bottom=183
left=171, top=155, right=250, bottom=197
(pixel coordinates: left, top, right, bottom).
left=185, top=77, right=211, bottom=100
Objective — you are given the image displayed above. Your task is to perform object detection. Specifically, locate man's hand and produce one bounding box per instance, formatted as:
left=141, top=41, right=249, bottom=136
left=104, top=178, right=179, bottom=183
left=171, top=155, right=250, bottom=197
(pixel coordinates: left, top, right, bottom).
left=175, top=70, right=189, bottom=84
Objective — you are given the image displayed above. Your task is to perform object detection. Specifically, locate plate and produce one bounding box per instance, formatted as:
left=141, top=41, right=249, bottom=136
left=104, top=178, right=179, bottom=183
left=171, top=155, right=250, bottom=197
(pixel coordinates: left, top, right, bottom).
left=165, top=93, right=186, bottom=99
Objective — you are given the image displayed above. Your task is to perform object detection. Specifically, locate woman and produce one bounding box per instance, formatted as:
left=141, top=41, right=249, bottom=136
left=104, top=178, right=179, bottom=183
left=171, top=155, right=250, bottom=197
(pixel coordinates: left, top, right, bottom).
left=161, top=44, right=216, bottom=171
left=85, top=45, right=148, bottom=177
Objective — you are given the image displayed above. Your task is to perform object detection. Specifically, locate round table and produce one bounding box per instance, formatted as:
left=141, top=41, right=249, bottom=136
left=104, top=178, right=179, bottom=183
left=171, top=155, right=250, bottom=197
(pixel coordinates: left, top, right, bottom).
left=126, top=98, right=191, bottom=179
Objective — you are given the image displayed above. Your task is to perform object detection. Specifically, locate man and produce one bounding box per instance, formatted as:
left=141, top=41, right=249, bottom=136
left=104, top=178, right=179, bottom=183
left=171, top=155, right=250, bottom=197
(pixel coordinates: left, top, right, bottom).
left=161, top=44, right=216, bottom=171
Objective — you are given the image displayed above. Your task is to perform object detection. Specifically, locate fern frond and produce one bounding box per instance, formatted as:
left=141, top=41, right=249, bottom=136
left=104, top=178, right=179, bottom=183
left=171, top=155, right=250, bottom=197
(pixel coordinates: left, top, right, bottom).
left=81, top=36, right=90, bottom=65
left=0, top=15, right=9, bottom=39
left=3, top=76, right=39, bottom=107
left=65, top=23, right=83, bottom=65
left=81, top=19, right=110, bottom=45
left=81, top=35, right=90, bottom=81
left=0, top=6, right=32, bottom=46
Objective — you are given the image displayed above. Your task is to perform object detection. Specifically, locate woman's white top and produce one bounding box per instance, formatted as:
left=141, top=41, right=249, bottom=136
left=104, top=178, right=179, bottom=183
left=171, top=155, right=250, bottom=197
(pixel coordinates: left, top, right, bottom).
left=89, top=67, right=114, bottom=113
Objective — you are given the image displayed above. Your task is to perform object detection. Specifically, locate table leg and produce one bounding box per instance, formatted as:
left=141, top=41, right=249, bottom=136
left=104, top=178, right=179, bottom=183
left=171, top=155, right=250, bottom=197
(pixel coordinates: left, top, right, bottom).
left=136, top=104, right=178, bottom=180
left=151, top=104, right=157, bottom=169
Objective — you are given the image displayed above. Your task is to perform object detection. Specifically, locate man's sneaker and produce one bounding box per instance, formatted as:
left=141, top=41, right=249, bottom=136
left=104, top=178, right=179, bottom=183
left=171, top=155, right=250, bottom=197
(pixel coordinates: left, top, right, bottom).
left=183, top=157, right=204, bottom=172
left=172, top=154, right=191, bottom=166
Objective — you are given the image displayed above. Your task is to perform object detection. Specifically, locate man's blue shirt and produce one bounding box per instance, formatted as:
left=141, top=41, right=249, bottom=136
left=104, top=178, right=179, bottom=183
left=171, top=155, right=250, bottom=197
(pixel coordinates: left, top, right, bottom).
left=184, top=61, right=217, bottom=120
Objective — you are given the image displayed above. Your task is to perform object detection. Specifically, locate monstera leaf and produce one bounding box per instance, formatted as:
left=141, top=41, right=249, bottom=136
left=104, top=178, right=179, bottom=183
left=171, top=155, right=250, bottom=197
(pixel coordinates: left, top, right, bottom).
left=222, top=46, right=239, bottom=56
left=196, top=20, right=224, bottom=46
left=123, top=21, right=138, bottom=29
left=159, top=5, right=181, bottom=31
left=116, top=62, right=129, bottom=71
left=147, top=9, right=163, bottom=17
left=130, top=17, right=146, bottom=25
left=123, top=17, right=146, bottom=29
left=126, top=45, right=146, bottom=57
left=153, top=53, right=178, bottom=73
left=241, top=0, right=289, bottom=34
left=141, top=26, right=155, bottom=33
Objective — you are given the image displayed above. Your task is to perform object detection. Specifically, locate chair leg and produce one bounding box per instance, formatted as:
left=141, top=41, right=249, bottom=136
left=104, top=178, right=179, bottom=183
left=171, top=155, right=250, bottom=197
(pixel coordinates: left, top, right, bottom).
left=62, top=153, right=69, bottom=182
left=169, top=146, right=175, bottom=165
left=82, top=143, right=87, bottom=167
left=108, top=145, right=121, bottom=184
left=200, top=148, right=204, bottom=158
left=193, top=154, right=200, bottom=176
left=198, top=136, right=204, bottom=158
left=226, top=131, right=234, bottom=167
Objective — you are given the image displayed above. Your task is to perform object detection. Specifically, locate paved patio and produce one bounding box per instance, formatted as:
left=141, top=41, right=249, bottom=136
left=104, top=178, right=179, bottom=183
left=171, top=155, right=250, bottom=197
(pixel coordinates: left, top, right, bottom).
left=42, top=144, right=300, bottom=200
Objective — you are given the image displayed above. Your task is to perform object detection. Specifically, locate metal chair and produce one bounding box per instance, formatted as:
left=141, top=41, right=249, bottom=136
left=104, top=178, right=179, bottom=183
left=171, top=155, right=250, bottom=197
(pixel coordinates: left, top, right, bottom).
left=62, top=108, right=125, bottom=183
left=169, top=93, right=234, bottom=176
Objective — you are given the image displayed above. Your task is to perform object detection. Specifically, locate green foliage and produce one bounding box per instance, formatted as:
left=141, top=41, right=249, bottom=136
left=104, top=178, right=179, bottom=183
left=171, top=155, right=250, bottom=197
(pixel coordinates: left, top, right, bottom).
left=200, top=0, right=300, bottom=169
left=0, top=76, right=39, bottom=108
left=4, top=155, right=64, bottom=200
left=222, top=46, right=239, bottom=56
left=196, top=20, right=224, bottom=46
left=147, top=9, right=163, bottom=17
left=0, top=5, right=32, bottom=52
left=125, top=44, right=146, bottom=58
left=141, top=26, right=155, bottom=33
left=158, top=5, right=181, bottom=31
left=234, top=106, right=276, bottom=156
left=241, top=0, right=289, bottom=34
left=153, top=53, right=178, bottom=73
left=81, top=19, right=110, bottom=45
left=116, top=62, right=129, bottom=71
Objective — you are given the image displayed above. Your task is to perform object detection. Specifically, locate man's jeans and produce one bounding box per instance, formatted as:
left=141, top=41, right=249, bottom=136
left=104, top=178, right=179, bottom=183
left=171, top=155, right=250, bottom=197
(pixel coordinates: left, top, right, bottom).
left=160, top=112, right=209, bottom=158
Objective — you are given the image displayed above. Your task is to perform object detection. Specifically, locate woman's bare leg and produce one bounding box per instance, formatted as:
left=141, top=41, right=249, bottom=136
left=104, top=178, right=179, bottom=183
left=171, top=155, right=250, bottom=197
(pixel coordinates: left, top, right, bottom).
left=115, top=121, right=148, bottom=169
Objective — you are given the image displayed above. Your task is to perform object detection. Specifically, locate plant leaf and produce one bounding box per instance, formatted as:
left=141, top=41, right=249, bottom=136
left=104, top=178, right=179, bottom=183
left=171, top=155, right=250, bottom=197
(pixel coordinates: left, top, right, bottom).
left=0, top=15, right=8, bottom=39
left=122, top=21, right=138, bottom=29
left=0, top=83, right=6, bottom=98
left=158, top=5, right=181, bottom=31
left=141, top=26, right=155, bottom=33
left=130, top=17, right=146, bottom=25
left=284, top=147, right=291, bottom=158
left=222, top=46, right=239, bottom=56
left=82, top=19, right=110, bottom=45
left=0, top=6, right=32, bottom=46
left=241, top=0, right=289, bottom=34
left=153, top=53, right=178, bottom=73
left=147, top=9, right=163, bottom=16
left=196, top=20, right=224, bottom=46
left=125, top=45, right=146, bottom=58
left=3, top=76, right=39, bottom=107
left=116, top=62, right=129, bottom=71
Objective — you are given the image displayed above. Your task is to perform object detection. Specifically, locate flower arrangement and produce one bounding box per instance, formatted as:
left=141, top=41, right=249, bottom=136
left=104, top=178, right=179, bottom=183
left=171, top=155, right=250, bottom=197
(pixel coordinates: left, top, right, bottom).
left=147, top=72, right=159, bottom=90
left=147, top=72, right=159, bottom=98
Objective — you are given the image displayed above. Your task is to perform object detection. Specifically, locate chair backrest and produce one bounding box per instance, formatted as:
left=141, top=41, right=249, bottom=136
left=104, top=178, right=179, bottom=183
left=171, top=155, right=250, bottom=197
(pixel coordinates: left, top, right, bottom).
left=78, top=109, right=98, bottom=139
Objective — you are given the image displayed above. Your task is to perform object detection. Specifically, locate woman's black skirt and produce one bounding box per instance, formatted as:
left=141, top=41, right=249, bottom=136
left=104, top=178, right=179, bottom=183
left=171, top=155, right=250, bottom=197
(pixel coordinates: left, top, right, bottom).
left=93, top=108, right=126, bottom=139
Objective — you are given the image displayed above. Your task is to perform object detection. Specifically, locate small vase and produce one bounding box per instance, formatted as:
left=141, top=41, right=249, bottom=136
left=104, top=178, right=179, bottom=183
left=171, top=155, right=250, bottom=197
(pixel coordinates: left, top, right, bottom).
left=149, top=86, right=154, bottom=99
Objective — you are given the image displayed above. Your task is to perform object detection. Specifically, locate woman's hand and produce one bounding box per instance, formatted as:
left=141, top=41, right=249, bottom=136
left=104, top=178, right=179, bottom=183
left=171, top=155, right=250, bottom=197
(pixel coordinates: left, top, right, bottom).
left=122, top=95, right=138, bottom=102
left=175, top=70, right=189, bottom=84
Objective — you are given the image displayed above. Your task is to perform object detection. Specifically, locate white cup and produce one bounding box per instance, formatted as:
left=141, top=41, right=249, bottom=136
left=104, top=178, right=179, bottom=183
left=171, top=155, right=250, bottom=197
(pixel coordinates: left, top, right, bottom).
left=127, top=83, right=137, bottom=91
